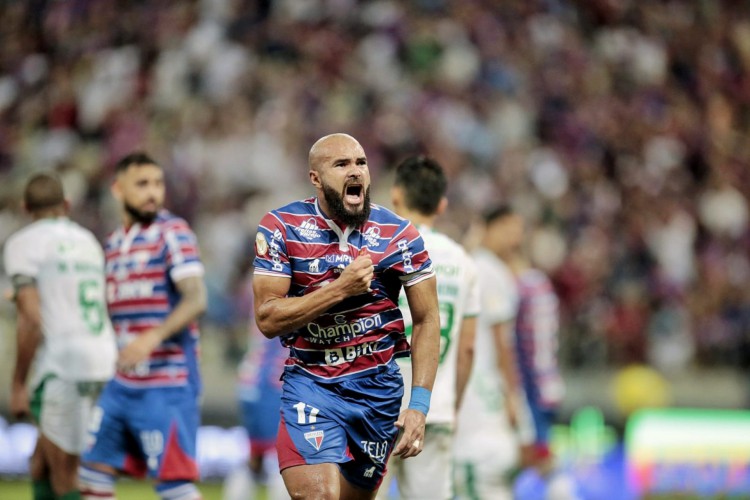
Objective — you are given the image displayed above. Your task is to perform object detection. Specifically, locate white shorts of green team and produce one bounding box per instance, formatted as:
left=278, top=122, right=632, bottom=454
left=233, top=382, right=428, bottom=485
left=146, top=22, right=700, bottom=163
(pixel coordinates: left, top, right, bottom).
left=377, top=424, right=454, bottom=500
left=32, top=376, right=104, bottom=455
left=453, top=405, right=520, bottom=500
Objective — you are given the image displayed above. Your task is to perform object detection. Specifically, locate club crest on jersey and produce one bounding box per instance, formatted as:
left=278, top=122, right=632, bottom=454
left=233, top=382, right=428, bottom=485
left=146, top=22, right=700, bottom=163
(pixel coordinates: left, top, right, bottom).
left=304, top=430, right=324, bottom=450
left=298, top=218, right=321, bottom=239
left=255, top=233, right=269, bottom=256
left=362, top=226, right=381, bottom=247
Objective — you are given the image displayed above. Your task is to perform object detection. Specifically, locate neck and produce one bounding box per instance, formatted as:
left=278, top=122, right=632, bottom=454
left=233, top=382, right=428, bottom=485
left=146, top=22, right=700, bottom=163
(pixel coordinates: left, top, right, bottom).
left=398, top=208, right=436, bottom=229
left=32, top=207, right=65, bottom=221
left=505, top=252, right=528, bottom=273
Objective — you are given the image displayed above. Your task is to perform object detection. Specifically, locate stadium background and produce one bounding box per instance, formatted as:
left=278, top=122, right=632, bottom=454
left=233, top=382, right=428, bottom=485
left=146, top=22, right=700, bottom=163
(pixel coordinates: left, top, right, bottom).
left=0, top=0, right=749, bottom=497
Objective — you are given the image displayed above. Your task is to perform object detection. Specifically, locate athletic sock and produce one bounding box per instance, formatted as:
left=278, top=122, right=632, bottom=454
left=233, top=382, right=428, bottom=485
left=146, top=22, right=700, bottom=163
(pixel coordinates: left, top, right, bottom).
left=155, top=480, right=202, bottom=500
left=32, top=479, right=55, bottom=500
left=78, top=465, right=115, bottom=500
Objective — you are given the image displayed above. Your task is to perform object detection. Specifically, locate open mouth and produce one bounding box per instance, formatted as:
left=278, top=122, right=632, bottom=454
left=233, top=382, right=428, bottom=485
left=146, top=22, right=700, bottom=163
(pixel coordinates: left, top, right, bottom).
left=344, top=184, right=363, bottom=205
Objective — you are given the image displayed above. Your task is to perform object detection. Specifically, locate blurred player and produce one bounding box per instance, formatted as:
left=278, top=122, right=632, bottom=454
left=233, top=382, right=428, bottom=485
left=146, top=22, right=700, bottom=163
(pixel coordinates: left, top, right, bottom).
left=253, top=133, right=440, bottom=499
left=491, top=205, right=575, bottom=499
left=454, top=205, right=526, bottom=500
left=4, top=173, right=117, bottom=500
left=378, top=155, right=479, bottom=500
left=79, top=153, right=207, bottom=500
left=223, top=318, right=287, bottom=500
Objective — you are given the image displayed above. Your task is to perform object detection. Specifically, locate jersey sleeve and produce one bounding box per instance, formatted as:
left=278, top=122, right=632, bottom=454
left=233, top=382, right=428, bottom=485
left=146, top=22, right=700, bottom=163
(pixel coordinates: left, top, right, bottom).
left=379, top=221, right=433, bottom=287
left=164, top=220, right=205, bottom=282
left=463, top=254, right=481, bottom=318
left=253, top=211, right=291, bottom=278
left=3, top=232, right=43, bottom=289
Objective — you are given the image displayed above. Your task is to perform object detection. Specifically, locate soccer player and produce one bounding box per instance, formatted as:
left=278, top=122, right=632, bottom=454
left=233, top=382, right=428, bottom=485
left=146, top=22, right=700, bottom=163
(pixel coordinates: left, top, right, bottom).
left=4, top=173, right=117, bottom=500
left=224, top=320, right=288, bottom=500
left=79, top=153, right=207, bottom=500
left=488, top=206, right=574, bottom=498
left=377, top=155, right=479, bottom=500
left=252, top=133, right=441, bottom=500
left=453, top=205, right=525, bottom=500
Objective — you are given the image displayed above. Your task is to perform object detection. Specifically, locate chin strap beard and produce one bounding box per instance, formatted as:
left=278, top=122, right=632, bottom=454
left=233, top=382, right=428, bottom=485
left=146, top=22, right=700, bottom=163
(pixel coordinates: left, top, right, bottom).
left=124, top=203, right=158, bottom=225
left=322, top=184, right=371, bottom=227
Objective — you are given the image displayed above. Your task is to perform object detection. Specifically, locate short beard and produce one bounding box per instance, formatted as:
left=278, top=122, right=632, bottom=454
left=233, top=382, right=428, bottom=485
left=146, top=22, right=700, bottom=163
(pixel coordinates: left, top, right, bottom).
left=124, top=201, right=159, bottom=225
left=322, top=184, right=371, bottom=228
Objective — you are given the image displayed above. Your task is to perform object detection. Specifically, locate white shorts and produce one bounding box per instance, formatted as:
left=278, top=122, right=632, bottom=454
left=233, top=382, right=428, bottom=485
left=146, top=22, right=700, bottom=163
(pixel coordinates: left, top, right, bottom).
left=453, top=399, right=519, bottom=499
left=379, top=424, right=453, bottom=500
left=32, top=377, right=103, bottom=455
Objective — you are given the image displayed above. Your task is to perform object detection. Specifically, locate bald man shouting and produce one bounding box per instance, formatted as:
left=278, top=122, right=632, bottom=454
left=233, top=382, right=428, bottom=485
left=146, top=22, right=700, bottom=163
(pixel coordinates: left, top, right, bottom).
left=252, top=133, right=440, bottom=499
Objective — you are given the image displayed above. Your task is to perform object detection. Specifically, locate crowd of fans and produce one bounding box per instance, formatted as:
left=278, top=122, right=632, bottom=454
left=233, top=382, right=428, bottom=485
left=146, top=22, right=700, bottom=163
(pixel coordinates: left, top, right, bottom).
left=0, top=0, right=748, bottom=372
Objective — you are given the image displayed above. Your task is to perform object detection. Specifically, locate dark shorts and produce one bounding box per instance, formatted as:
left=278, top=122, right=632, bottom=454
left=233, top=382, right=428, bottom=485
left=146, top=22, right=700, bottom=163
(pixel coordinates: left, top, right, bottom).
left=240, top=382, right=282, bottom=456
left=276, top=363, right=403, bottom=491
left=82, top=381, right=200, bottom=481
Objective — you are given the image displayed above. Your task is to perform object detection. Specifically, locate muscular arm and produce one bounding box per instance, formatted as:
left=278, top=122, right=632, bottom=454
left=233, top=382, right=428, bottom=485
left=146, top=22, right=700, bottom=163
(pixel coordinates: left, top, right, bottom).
left=405, top=276, right=440, bottom=391
left=253, top=253, right=374, bottom=339
left=455, top=316, right=477, bottom=412
left=12, top=285, right=43, bottom=418
left=393, top=276, right=440, bottom=458
left=117, top=275, right=207, bottom=369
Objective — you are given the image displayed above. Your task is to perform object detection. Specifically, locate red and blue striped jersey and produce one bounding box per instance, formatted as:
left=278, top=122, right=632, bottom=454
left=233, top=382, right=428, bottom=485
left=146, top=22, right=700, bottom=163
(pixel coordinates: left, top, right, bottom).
left=253, top=197, right=434, bottom=381
left=105, top=210, right=204, bottom=391
left=514, top=268, right=565, bottom=409
left=238, top=325, right=287, bottom=398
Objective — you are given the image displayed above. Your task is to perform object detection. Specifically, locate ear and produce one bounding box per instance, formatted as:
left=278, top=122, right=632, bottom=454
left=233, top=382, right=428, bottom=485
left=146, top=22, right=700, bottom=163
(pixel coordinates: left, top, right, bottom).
left=309, top=169, right=322, bottom=189
left=436, top=196, right=448, bottom=216
left=390, top=186, right=403, bottom=209
left=111, top=178, right=123, bottom=201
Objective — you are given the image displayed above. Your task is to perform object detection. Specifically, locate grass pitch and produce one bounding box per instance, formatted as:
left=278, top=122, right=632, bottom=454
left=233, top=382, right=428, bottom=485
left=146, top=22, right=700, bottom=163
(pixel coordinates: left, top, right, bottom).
left=0, top=479, right=226, bottom=499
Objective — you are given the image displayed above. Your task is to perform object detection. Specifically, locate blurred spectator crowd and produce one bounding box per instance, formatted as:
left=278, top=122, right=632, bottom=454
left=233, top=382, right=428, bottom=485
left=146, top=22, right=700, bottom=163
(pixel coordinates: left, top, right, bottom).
left=0, top=0, right=748, bottom=372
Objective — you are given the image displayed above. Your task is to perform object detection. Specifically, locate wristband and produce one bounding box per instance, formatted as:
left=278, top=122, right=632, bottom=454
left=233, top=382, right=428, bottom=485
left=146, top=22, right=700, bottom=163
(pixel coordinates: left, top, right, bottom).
left=407, top=386, right=431, bottom=416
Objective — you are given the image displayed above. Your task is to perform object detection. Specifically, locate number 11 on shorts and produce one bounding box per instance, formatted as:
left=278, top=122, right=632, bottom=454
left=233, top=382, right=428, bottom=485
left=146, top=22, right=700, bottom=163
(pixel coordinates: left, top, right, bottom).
left=293, top=402, right=320, bottom=424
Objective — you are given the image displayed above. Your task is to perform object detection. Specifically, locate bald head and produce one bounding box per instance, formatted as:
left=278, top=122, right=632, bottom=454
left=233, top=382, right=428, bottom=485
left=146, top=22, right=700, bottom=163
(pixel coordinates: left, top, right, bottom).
left=24, top=173, right=65, bottom=214
left=308, top=133, right=362, bottom=171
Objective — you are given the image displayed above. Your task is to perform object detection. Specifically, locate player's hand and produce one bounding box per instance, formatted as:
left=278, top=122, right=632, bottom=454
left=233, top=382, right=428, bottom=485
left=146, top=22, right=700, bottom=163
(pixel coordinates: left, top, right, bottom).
left=336, top=248, right=374, bottom=296
left=117, top=329, right=162, bottom=372
left=392, top=409, right=426, bottom=459
left=10, top=383, right=30, bottom=420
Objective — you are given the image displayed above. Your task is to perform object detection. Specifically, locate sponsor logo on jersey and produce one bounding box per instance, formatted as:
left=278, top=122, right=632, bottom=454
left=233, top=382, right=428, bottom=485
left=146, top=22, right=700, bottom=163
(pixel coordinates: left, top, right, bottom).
left=397, top=239, right=414, bottom=272
left=304, top=430, right=324, bottom=450
left=362, top=226, right=381, bottom=247
left=298, top=218, right=321, bottom=239
left=309, top=258, right=320, bottom=273
left=324, top=341, right=377, bottom=365
left=363, top=466, right=376, bottom=478
left=307, top=313, right=382, bottom=340
left=255, top=233, right=269, bottom=256
left=273, top=229, right=283, bottom=241
left=268, top=240, right=283, bottom=272
left=107, top=280, right=155, bottom=301
left=324, top=254, right=352, bottom=265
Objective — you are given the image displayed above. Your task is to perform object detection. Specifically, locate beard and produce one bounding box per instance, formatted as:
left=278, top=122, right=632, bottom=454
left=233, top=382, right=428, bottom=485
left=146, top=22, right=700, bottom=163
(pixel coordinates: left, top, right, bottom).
left=321, top=183, right=371, bottom=228
left=124, top=201, right=159, bottom=225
